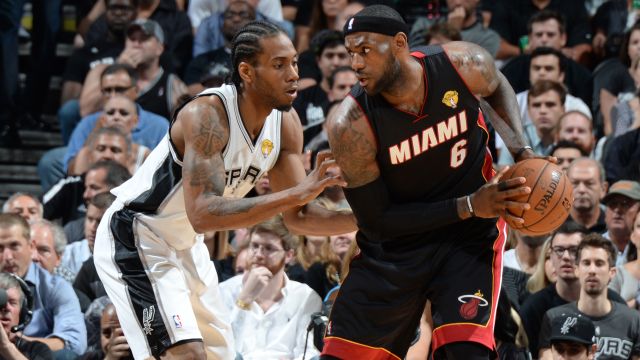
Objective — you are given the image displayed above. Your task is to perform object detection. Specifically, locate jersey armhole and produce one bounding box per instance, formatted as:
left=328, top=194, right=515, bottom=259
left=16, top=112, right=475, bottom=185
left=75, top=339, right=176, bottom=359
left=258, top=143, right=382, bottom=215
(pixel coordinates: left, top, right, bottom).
left=347, top=94, right=379, bottom=152
left=168, top=90, right=231, bottom=163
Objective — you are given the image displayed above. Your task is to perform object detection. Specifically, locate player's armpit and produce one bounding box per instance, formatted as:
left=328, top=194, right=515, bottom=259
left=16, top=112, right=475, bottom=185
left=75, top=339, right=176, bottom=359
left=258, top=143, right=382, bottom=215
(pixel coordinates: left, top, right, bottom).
left=326, top=97, right=379, bottom=188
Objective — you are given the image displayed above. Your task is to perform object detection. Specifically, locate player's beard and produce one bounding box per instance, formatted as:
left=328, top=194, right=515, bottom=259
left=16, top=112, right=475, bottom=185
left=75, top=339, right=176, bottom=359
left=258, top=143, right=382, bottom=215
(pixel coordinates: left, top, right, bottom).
left=367, top=53, right=401, bottom=96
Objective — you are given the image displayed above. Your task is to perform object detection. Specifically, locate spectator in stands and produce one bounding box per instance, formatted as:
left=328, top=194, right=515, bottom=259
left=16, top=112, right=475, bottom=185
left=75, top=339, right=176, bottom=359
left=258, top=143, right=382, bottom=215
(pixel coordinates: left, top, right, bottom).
left=498, top=79, right=566, bottom=165
left=526, top=238, right=557, bottom=294
left=602, top=180, right=640, bottom=266
left=610, top=209, right=640, bottom=307
left=85, top=0, right=193, bottom=77
left=549, top=140, right=587, bottom=173
left=503, top=230, right=549, bottom=275
left=521, top=222, right=588, bottom=355
left=30, top=220, right=74, bottom=284
left=293, top=30, right=349, bottom=145
left=0, top=214, right=86, bottom=356
left=61, top=193, right=115, bottom=281
left=189, top=0, right=286, bottom=39
left=192, top=0, right=257, bottom=57
left=610, top=56, right=640, bottom=137
left=519, top=48, right=592, bottom=125
left=409, top=0, right=500, bottom=58
left=306, top=230, right=356, bottom=300
left=566, top=158, right=608, bottom=233
left=499, top=10, right=592, bottom=105
left=58, top=0, right=137, bottom=144
left=2, top=193, right=43, bottom=224
left=81, top=19, right=188, bottom=121
left=219, top=217, right=321, bottom=359
left=596, top=22, right=640, bottom=137
left=603, top=124, right=640, bottom=184
left=38, top=63, right=167, bottom=193
left=489, top=2, right=591, bottom=63
left=547, top=312, right=596, bottom=360
left=294, top=0, right=350, bottom=53
left=81, top=301, right=132, bottom=360
left=423, top=22, right=462, bottom=45
left=70, top=127, right=135, bottom=176
left=591, top=0, right=631, bottom=60
left=0, top=272, right=54, bottom=359
left=43, top=160, right=130, bottom=227
left=538, top=234, right=640, bottom=359
left=184, top=0, right=256, bottom=95
left=556, top=111, right=596, bottom=157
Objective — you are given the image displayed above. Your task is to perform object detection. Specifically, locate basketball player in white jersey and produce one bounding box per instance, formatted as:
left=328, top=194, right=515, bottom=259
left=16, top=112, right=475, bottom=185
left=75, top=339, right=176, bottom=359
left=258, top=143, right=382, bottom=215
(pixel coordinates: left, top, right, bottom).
left=94, top=21, right=356, bottom=359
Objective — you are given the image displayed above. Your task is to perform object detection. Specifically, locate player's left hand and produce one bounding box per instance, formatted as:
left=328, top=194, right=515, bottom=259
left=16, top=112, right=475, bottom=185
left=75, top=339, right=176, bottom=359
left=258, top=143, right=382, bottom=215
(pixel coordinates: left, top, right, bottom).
left=470, top=166, right=531, bottom=221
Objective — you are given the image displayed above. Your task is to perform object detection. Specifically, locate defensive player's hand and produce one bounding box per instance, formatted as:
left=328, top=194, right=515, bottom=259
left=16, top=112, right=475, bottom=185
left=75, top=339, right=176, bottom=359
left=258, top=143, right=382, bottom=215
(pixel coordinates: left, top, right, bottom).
left=470, top=166, right=531, bottom=222
left=239, top=266, right=273, bottom=303
left=293, top=150, right=347, bottom=206
left=105, top=328, right=131, bottom=360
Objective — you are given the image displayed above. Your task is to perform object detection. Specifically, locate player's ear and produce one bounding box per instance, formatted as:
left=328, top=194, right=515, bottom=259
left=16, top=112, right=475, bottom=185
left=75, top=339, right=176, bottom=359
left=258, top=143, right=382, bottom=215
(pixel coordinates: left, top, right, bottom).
left=239, top=62, right=254, bottom=84
left=394, top=32, right=408, bottom=50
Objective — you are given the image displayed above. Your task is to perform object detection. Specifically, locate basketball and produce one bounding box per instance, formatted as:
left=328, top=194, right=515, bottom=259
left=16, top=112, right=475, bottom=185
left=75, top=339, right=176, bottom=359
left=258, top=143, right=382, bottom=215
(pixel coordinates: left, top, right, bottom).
left=501, top=158, right=574, bottom=235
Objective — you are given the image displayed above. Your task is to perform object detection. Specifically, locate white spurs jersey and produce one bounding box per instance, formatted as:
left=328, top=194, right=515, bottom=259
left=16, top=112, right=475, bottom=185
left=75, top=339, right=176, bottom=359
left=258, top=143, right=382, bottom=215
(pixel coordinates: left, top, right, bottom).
left=110, top=84, right=282, bottom=246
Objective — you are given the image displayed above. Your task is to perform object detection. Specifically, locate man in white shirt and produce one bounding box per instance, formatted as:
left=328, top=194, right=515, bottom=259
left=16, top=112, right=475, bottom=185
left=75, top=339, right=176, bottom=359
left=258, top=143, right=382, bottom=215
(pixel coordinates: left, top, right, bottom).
left=219, top=217, right=321, bottom=360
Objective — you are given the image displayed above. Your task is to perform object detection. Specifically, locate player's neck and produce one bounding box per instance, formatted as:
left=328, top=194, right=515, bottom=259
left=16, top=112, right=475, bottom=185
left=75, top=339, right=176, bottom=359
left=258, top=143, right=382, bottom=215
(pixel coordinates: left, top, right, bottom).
left=237, top=91, right=272, bottom=139
left=577, top=294, right=611, bottom=318
left=381, top=58, right=424, bottom=112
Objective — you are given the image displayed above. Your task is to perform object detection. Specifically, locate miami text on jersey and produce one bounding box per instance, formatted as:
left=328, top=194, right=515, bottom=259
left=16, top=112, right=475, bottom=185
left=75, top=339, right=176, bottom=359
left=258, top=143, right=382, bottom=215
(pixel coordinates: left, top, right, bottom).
left=388, top=110, right=468, bottom=165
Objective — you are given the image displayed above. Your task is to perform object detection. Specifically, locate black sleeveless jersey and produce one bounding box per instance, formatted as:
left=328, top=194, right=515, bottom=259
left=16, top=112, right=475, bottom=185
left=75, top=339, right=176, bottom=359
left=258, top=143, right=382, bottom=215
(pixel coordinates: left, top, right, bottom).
left=349, top=45, right=499, bottom=244
left=351, top=45, right=494, bottom=204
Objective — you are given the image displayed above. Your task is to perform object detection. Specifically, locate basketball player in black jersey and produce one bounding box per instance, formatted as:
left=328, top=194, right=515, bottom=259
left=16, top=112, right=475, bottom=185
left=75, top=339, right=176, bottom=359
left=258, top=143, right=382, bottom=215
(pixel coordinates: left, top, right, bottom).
left=322, top=5, right=540, bottom=360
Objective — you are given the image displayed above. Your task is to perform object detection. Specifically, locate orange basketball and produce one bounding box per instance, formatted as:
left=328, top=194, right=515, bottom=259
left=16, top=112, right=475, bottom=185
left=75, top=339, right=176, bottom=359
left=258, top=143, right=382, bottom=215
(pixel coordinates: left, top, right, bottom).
left=501, top=158, right=574, bottom=235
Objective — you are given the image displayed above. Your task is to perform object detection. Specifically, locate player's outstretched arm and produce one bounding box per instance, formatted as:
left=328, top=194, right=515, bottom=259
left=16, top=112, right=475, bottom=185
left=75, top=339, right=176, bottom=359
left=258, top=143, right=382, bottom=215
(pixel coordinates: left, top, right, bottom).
left=443, top=41, right=535, bottom=162
left=180, top=97, right=346, bottom=233
left=268, top=110, right=356, bottom=236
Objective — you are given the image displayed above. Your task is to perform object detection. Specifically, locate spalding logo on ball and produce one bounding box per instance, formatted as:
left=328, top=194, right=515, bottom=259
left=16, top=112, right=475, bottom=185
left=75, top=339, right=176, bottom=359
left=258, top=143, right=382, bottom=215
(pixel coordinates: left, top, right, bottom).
left=502, top=159, right=574, bottom=235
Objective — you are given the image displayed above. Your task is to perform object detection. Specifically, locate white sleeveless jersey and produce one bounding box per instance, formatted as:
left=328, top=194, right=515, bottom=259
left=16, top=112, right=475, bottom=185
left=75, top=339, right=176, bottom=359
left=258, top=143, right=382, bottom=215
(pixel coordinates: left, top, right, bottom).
left=110, top=83, right=282, bottom=246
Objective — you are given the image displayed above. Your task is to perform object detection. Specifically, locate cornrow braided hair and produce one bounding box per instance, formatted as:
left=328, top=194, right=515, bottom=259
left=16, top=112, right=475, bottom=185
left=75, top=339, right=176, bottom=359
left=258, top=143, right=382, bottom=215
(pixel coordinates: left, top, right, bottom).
left=229, top=20, right=285, bottom=90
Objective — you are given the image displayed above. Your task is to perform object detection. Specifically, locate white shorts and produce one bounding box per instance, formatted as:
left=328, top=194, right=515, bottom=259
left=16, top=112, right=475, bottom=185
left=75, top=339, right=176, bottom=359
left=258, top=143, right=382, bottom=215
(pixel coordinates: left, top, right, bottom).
left=94, top=200, right=235, bottom=359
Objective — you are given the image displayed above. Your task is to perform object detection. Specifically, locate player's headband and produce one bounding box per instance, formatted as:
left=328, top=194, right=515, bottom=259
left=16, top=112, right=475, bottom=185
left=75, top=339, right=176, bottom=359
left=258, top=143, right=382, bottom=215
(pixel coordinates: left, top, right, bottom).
left=343, top=16, right=409, bottom=37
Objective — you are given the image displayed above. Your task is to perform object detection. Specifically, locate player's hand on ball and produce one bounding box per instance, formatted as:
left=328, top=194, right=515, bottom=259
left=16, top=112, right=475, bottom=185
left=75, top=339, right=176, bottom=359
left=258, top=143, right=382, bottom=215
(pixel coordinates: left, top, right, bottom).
left=294, top=150, right=347, bottom=205
left=470, top=166, right=531, bottom=221
left=239, top=266, right=273, bottom=302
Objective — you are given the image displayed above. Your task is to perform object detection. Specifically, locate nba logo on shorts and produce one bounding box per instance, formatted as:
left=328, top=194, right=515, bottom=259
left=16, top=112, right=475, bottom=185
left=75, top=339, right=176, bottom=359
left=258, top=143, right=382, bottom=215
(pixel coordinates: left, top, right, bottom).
left=173, top=315, right=183, bottom=329
left=348, top=18, right=354, bottom=30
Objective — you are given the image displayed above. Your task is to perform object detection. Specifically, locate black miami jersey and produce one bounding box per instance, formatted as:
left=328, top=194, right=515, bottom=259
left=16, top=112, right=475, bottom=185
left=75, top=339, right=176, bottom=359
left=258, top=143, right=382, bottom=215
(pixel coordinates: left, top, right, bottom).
left=349, top=45, right=495, bottom=242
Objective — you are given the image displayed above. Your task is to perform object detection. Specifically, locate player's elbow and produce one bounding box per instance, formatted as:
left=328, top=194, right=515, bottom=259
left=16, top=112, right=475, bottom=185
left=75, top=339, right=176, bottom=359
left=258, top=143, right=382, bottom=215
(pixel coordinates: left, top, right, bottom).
left=185, top=204, right=210, bottom=233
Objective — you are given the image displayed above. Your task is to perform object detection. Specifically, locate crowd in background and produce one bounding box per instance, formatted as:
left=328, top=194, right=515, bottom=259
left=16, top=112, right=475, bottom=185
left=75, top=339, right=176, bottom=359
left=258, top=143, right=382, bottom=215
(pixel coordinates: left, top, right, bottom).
left=1, top=0, right=640, bottom=359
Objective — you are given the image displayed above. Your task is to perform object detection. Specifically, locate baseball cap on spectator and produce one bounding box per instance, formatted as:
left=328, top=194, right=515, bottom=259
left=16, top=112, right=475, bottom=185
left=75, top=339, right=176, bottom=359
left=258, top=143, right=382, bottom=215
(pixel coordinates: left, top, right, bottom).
left=602, top=180, right=640, bottom=204
left=550, top=313, right=595, bottom=346
left=127, top=19, right=165, bottom=44
left=200, top=63, right=231, bottom=85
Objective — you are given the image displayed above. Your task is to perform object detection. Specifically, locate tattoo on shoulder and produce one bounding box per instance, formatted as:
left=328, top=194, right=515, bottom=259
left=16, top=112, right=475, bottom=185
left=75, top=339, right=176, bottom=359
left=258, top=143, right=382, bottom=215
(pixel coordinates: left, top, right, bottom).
left=447, top=45, right=495, bottom=88
left=192, top=105, right=228, bottom=158
left=329, top=103, right=378, bottom=187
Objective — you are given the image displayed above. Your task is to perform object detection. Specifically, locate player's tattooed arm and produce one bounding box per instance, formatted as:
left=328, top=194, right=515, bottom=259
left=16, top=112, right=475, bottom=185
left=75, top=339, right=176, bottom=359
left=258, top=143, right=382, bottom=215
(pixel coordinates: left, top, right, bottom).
left=326, top=97, right=380, bottom=188
left=444, top=41, right=529, bottom=159
left=269, top=110, right=356, bottom=236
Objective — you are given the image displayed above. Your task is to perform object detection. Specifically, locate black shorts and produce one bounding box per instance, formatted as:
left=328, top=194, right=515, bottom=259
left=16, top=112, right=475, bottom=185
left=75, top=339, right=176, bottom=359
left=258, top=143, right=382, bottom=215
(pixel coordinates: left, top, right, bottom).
left=322, top=219, right=507, bottom=360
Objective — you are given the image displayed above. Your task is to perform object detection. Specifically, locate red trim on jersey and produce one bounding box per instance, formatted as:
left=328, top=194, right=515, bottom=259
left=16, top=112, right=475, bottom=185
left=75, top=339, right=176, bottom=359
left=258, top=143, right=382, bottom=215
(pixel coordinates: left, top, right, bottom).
left=430, top=218, right=507, bottom=353
left=477, top=111, right=495, bottom=181
left=322, top=337, right=401, bottom=360
left=347, top=94, right=379, bottom=150
left=410, top=51, right=427, bottom=58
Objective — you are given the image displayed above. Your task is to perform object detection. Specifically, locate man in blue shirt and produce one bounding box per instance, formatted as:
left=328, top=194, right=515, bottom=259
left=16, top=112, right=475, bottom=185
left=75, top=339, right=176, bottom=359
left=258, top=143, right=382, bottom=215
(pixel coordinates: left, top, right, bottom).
left=0, top=214, right=86, bottom=356
left=37, top=63, right=168, bottom=192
